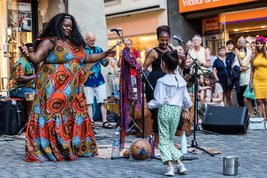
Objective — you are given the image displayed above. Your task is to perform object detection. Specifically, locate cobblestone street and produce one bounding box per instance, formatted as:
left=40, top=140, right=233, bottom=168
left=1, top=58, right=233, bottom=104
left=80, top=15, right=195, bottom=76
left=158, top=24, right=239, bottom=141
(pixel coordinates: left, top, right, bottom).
left=0, top=123, right=266, bottom=178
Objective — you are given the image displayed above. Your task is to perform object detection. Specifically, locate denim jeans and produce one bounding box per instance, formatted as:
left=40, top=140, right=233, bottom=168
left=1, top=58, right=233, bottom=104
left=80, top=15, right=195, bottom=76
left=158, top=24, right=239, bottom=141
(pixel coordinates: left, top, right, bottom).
left=10, top=87, right=35, bottom=98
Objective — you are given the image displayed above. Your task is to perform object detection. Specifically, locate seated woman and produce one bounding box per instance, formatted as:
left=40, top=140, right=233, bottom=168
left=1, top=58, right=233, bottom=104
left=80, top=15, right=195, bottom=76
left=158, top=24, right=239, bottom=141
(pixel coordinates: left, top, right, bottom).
left=198, top=74, right=224, bottom=120
left=10, top=43, right=36, bottom=99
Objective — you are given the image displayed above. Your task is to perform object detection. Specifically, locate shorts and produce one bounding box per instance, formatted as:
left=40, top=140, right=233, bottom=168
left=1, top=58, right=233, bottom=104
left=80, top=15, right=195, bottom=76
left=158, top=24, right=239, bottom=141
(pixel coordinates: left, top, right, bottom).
left=84, top=84, right=107, bottom=104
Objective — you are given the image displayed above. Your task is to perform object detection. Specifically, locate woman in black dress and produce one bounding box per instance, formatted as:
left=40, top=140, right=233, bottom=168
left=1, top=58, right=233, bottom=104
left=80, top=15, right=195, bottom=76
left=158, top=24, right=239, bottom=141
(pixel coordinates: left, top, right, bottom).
left=143, top=25, right=185, bottom=147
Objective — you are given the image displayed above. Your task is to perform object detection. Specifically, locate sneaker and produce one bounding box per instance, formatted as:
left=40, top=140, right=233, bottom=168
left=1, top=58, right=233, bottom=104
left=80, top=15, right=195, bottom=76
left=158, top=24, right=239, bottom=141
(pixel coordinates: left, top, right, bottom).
left=164, top=166, right=174, bottom=176
left=177, top=163, right=187, bottom=174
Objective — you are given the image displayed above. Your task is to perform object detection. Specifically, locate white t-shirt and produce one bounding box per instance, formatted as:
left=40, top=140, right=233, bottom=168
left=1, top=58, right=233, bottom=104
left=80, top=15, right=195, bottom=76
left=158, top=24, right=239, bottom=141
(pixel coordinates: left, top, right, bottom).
left=204, top=83, right=224, bottom=107
left=210, top=83, right=224, bottom=107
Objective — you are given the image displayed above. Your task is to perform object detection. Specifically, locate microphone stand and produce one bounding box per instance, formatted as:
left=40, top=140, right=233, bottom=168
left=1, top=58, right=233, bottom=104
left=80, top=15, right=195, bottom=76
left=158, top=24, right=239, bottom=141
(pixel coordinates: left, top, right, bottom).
left=113, top=30, right=162, bottom=160
left=185, top=50, right=217, bottom=156
left=112, top=30, right=154, bottom=139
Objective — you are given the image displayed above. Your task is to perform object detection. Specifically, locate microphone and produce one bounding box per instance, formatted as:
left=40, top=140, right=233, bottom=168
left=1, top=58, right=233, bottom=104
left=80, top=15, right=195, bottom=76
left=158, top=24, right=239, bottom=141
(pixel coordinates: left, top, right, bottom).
left=110, top=28, right=122, bottom=33
left=173, top=35, right=185, bottom=43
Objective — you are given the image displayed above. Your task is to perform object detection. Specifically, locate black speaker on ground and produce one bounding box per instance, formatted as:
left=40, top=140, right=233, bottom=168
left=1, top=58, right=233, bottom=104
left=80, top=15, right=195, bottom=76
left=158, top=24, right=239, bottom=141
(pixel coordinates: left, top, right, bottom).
left=202, top=106, right=248, bottom=134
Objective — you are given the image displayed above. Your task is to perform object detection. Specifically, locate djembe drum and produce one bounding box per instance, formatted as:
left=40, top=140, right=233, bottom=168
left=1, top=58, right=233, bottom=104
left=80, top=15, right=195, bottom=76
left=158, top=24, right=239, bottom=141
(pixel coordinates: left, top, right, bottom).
left=133, top=98, right=153, bottom=137
left=129, top=138, right=151, bottom=160
left=176, top=97, right=194, bottom=136
left=104, top=96, right=120, bottom=115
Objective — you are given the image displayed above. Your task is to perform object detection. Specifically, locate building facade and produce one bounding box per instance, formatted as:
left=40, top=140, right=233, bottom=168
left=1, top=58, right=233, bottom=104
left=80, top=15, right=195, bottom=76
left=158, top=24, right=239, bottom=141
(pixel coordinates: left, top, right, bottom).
left=0, top=0, right=110, bottom=96
left=105, top=0, right=168, bottom=62
left=168, top=0, right=267, bottom=54
left=0, top=0, right=66, bottom=96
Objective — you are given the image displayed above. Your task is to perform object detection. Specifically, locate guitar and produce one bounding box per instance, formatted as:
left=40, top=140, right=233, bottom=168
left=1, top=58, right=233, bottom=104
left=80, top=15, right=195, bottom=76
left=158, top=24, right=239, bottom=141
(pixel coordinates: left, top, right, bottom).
left=81, top=41, right=122, bottom=83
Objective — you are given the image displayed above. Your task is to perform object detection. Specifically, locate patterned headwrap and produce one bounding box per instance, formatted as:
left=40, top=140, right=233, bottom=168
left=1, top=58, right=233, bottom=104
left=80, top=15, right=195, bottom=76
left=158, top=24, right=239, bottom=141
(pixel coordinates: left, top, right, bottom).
left=255, top=36, right=266, bottom=44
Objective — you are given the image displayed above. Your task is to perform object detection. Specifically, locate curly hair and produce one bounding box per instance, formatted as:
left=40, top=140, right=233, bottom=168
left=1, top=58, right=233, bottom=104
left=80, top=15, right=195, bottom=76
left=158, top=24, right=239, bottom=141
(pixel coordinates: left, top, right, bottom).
left=34, top=13, right=85, bottom=48
left=255, top=40, right=267, bottom=59
left=156, top=25, right=170, bottom=39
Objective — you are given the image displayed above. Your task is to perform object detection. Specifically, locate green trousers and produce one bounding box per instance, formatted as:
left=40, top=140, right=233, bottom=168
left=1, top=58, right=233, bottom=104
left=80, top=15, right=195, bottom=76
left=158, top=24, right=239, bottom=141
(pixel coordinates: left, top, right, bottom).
left=158, top=104, right=183, bottom=164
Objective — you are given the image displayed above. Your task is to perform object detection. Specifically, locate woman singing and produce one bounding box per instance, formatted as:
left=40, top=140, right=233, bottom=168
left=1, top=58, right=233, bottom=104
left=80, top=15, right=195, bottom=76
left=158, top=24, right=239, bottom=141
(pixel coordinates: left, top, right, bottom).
left=20, top=13, right=115, bottom=162
left=143, top=25, right=185, bottom=147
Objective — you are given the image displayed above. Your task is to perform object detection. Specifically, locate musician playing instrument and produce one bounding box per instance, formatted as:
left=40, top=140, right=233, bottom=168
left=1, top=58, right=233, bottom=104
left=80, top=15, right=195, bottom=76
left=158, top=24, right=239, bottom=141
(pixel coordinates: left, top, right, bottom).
left=83, top=32, right=112, bottom=129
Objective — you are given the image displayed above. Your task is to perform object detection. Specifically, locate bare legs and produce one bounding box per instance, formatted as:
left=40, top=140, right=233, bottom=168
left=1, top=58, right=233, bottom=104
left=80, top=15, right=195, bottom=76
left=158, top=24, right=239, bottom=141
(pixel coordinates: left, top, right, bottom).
left=87, top=103, right=107, bottom=123
left=223, top=88, right=232, bottom=107
left=166, top=159, right=182, bottom=167
left=244, top=98, right=254, bottom=118
left=87, top=104, right=94, bottom=122
left=256, top=99, right=267, bottom=120
left=154, top=133, right=159, bottom=148
left=100, top=103, right=107, bottom=123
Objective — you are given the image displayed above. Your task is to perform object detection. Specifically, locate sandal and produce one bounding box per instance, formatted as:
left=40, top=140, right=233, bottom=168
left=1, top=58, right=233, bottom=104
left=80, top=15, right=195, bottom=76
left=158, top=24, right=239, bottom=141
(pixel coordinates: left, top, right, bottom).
left=103, top=121, right=113, bottom=129
left=91, top=121, right=97, bottom=134
left=92, top=121, right=95, bottom=129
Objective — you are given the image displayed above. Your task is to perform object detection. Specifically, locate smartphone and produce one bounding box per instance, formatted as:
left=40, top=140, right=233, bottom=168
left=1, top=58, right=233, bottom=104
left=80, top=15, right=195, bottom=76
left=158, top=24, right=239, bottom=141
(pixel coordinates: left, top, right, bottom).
left=18, top=46, right=24, bottom=54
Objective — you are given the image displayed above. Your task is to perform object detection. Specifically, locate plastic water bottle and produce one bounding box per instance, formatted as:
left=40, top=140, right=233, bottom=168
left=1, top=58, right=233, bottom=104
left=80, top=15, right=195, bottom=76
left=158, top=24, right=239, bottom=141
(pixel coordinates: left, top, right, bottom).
left=149, top=134, right=154, bottom=157
left=181, top=131, right=187, bottom=155
left=111, top=128, right=120, bottom=159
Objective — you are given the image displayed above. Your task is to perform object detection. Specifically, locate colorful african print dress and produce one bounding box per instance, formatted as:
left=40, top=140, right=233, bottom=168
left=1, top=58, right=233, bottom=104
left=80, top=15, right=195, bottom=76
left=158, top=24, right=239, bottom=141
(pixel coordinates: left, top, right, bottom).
left=25, top=39, right=97, bottom=162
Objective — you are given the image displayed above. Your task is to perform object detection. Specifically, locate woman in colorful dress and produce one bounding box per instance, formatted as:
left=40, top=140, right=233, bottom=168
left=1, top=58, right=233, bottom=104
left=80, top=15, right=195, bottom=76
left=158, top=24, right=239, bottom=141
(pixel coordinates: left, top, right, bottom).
left=250, top=36, right=267, bottom=120
left=20, top=13, right=115, bottom=162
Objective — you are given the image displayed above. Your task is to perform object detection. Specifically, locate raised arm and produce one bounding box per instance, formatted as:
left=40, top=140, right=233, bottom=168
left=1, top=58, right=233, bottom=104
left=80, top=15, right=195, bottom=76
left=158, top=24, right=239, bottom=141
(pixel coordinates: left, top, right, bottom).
left=84, top=49, right=115, bottom=63
left=20, top=39, right=54, bottom=64
left=143, top=49, right=157, bottom=70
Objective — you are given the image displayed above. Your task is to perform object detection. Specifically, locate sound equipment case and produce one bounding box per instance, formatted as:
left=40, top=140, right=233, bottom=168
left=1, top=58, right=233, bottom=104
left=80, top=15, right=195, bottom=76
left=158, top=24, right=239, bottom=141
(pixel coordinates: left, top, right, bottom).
left=0, top=100, right=26, bottom=135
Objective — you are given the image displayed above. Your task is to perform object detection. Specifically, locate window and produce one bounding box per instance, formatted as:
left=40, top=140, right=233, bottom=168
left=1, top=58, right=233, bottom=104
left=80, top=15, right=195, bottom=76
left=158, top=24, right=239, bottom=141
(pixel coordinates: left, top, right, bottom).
left=104, top=0, right=121, bottom=6
left=104, top=0, right=117, bottom=3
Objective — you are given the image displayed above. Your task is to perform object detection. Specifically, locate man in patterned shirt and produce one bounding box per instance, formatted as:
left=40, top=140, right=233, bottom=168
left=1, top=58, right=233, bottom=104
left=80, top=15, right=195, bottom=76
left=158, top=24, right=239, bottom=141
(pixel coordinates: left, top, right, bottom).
left=10, top=43, right=36, bottom=98
left=83, top=32, right=112, bottom=129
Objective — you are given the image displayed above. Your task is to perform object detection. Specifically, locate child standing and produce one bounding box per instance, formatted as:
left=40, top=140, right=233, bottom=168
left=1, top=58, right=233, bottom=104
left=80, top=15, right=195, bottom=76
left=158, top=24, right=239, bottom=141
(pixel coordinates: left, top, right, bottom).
left=148, top=51, right=192, bottom=176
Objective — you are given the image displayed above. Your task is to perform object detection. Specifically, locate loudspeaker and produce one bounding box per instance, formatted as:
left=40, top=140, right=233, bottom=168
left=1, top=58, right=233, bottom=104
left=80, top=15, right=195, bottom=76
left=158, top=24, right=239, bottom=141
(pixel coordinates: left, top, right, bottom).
left=202, top=106, right=248, bottom=134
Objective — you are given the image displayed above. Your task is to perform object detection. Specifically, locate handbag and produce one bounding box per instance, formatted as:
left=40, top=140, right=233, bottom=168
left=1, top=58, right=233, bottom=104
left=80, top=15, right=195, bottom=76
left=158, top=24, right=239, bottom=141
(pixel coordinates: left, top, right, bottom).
left=226, top=78, right=232, bottom=87
left=219, top=59, right=232, bottom=87
left=243, top=85, right=255, bottom=100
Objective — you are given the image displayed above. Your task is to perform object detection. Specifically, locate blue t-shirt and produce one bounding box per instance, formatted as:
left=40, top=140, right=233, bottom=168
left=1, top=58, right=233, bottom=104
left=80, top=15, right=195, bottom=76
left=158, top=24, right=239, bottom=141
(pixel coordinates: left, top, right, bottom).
left=84, top=46, right=107, bottom=87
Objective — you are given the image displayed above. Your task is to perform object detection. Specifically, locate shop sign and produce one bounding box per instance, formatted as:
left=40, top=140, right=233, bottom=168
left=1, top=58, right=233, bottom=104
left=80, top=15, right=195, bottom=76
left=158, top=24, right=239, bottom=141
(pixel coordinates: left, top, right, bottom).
left=203, top=17, right=220, bottom=34
left=179, top=0, right=256, bottom=13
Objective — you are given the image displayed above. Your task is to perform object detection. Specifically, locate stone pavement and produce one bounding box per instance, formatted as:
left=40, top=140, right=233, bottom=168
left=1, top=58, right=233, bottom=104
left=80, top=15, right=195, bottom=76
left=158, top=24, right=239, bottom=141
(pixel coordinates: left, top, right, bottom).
left=0, top=122, right=266, bottom=178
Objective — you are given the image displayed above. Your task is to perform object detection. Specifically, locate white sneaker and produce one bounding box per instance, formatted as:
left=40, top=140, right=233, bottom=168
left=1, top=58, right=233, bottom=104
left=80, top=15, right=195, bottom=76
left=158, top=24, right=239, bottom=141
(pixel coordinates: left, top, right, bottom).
left=177, top=163, right=187, bottom=174
left=164, top=166, right=174, bottom=176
